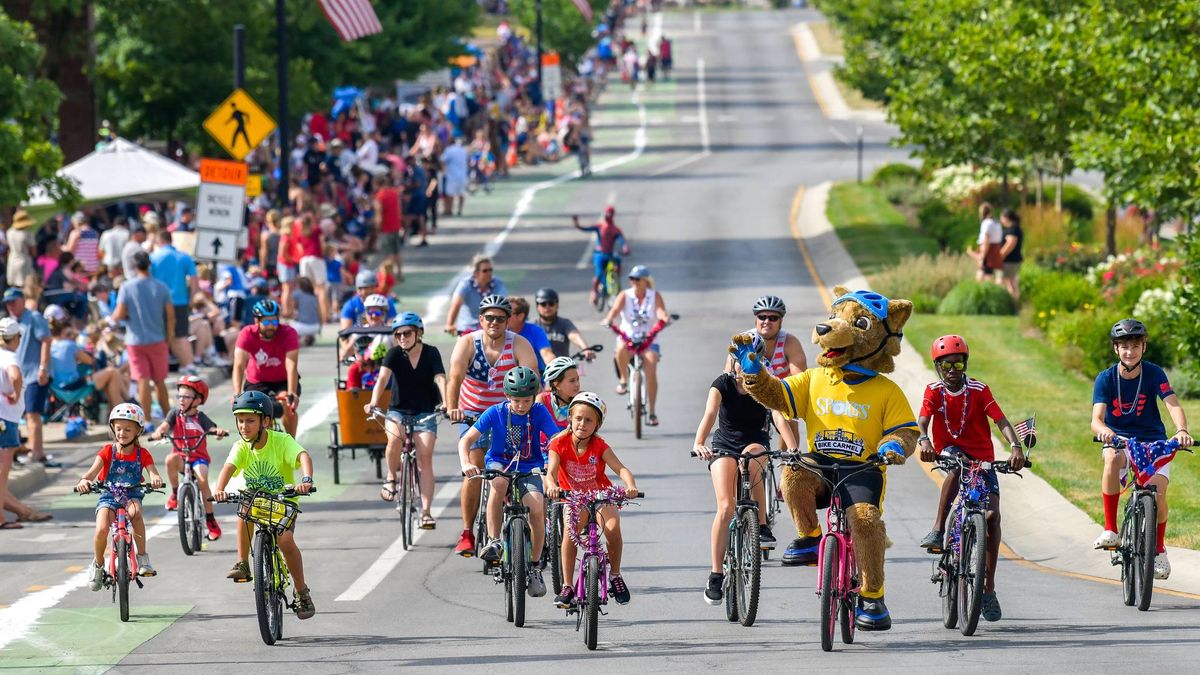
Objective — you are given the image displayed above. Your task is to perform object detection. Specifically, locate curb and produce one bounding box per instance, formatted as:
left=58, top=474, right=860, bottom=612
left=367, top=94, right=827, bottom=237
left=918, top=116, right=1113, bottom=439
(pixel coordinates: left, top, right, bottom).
left=790, top=22, right=886, bottom=123
left=794, top=180, right=1200, bottom=597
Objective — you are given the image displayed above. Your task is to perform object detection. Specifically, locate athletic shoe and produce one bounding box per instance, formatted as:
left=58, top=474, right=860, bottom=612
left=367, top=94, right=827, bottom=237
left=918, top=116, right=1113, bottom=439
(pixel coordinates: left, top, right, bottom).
left=165, top=493, right=178, bottom=511
left=981, top=591, right=1002, bottom=622
left=782, top=535, right=820, bottom=566
left=555, top=585, right=575, bottom=608
left=704, top=573, right=723, bottom=605
left=455, top=529, right=475, bottom=557
left=1155, top=552, right=1171, bottom=580
left=294, top=586, right=316, bottom=620
left=528, top=567, right=547, bottom=597
left=610, top=574, right=630, bottom=605
left=88, top=561, right=104, bottom=591
left=206, top=516, right=222, bottom=541
left=480, top=537, right=502, bottom=563
left=136, top=554, right=156, bottom=577
left=227, top=560, right=252, bottom=582
left=919, top=529, right=944, bottom=553
left=1093, top=529, right=1120, bottom=550
left=759, top=525, right=776, bottom=545
left=855, top=595, right=891, bottom=631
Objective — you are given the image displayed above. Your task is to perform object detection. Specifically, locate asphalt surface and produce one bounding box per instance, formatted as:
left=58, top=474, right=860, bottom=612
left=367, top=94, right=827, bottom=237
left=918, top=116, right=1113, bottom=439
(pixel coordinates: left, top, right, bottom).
left=3, top=8, right=1200, bottom=673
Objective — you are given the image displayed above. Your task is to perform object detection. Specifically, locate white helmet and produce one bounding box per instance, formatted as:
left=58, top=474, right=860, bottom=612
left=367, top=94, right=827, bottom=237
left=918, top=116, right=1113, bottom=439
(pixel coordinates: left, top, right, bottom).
left=569, top=392, right=607, bottom=425
left=44, top=304, right=68, bottom=324
left=365, top=294, right=389, bottom=309
left=108, top=402, right=146, bottom=430
left=543, top=356, right=577, bottom=385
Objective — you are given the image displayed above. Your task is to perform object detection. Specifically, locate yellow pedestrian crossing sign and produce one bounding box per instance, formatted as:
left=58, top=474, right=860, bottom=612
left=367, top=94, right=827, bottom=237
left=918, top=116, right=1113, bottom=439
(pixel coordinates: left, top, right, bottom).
left=202, top=89, right=276, bottom=161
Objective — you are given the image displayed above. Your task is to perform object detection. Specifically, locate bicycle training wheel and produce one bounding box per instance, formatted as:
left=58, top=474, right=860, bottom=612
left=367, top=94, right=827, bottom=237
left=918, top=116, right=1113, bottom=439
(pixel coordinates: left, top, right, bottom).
left=1119, top=508, right=1135, bottom=606
left=631, top=370, right=643, bottom=440
left=400, top=459, right=413, bottom=550
left=957, top=512, right=986, bottom=636
left=254, top=531, right=279, bottom=645
left=116, top=538, right=130, bottom=622
left=819, top=536, right=839, bottom=652
left=584, top=556, right=600, bottom=650
left=511, top=521, right=528, bottom=627
left=178, top=485, right=196, bottom=556
left=736, top=509, right=761, bottom=627
left=1135, top=492, right=1157, bottom=611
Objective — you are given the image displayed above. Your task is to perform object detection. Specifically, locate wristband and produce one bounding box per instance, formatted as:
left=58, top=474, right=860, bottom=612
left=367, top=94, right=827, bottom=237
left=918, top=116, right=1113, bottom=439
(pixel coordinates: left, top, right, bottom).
left=917, top=435, right=930, bottom=444
left=301, top=476, right=313, bottom=484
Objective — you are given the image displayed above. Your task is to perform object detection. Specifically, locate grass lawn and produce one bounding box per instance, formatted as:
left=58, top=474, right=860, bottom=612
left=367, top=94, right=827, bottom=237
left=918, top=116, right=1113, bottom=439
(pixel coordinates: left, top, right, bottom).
left=825, top=183, right=939, bottom=275
left=906, top=315, right=1200, bottom=548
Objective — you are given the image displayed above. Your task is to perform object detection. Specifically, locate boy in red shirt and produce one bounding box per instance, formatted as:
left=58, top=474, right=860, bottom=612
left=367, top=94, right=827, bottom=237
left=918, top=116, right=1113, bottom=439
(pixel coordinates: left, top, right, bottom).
left=544, top=392, right=639, bottom=608
left=916, top=335, right=1025, bottom=622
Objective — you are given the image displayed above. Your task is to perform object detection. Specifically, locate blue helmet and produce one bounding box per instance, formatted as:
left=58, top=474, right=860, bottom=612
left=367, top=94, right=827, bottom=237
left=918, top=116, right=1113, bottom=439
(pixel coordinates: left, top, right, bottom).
left=252, top=299, right=281, bottom=319
left=831, top=290, right=889, bottom=320
left=392, top=312, right=424, bottom=331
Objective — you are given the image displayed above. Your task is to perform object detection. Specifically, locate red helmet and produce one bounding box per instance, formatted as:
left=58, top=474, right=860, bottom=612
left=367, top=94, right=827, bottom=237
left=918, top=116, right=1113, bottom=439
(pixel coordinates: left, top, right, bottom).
left=930, top=335, right=969, bottom=362
left=177, top=375, right=209, bottom=404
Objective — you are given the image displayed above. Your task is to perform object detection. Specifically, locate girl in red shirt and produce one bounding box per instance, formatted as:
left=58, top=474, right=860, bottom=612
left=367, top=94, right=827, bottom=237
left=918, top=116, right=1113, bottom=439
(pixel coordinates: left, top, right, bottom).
left=545, top=392, right=639, bottom=607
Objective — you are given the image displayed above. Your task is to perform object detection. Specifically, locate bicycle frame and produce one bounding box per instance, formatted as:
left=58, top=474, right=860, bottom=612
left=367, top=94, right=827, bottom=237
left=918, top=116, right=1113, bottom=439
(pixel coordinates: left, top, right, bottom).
left=109, top=502, right=138, bottom=586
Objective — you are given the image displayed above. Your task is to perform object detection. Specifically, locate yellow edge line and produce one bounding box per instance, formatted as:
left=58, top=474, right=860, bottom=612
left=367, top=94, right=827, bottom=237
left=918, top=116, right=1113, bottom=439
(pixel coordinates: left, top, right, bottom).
left=791, top=26, right=832, bottom=119
left=788, top=186, right=833, bottom=307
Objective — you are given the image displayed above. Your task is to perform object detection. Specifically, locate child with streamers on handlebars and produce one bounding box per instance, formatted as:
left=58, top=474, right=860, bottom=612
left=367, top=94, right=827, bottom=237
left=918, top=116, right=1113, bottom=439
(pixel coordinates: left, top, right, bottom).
left=75, top=403, right=165, bottom=589
left=916, top=335, right=1024, bottom=623
left=545, top=392, right=639, bottom=608
left=148, top=375, right=229, bottom=540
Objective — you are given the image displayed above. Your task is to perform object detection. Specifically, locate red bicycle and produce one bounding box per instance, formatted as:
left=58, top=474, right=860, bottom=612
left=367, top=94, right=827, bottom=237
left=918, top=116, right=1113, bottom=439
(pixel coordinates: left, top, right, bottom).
left=77, top=481, right=161, bottom=622
left=608, top=314, right=676, bottom=439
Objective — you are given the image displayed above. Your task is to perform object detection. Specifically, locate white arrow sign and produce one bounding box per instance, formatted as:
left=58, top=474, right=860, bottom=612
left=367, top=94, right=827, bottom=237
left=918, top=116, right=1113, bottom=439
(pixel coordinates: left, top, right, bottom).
left=194, top=228, right=238, bottom=263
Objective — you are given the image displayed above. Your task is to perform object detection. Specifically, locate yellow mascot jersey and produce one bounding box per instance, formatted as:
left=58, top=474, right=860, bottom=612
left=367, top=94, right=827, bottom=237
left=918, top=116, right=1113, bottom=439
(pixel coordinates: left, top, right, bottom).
left=779, top=367, right=916, bottom=463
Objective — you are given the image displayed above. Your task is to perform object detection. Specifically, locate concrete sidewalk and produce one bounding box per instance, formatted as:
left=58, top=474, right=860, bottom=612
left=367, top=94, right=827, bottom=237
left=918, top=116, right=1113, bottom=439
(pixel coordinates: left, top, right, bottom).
left=795, top=180, right=1200, bottom=597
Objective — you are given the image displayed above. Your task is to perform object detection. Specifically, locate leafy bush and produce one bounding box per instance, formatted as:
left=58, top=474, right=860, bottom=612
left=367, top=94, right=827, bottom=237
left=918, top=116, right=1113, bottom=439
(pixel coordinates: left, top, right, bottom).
left=1047, top=309, right=1120, bottom=375
left=971, top=181, right=1025, bottom=211
left=1018, top=263, right=1049, bottom=303
left=1090, top=206, right=1145, bottom=253
left=870, top=162, right=922, bottom=187
left=879, top=178, right=932, bottom=209
left=1086, top=249, right=1180, bottom=305
left=918, top=200, right=978, bottom=251
left=868, top=252, right=975, bottom=313
left=1119, top=275, right=1171, bottom=313
left=1168, top=364, right=1200, bottom=399
left=937, top=280, right=1016, bottom=316
left=1027, top=183, right=1097, bottom=223
left=1028, top=272, right=1100, bottom=328
left=1034, top=243, right=1108, bottom=274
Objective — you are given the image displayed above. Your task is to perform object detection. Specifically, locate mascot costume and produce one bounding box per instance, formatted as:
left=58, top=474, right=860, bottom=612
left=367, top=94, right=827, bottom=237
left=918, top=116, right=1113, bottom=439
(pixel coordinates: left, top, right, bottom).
left=730, top=287, right=918, bottom=630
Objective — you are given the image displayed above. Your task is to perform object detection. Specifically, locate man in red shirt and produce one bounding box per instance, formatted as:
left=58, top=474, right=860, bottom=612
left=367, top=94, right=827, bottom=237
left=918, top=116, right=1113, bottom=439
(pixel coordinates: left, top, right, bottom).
left=231, top=299, right=301, bottom=436
left=372, top=175, right=404, bottom=282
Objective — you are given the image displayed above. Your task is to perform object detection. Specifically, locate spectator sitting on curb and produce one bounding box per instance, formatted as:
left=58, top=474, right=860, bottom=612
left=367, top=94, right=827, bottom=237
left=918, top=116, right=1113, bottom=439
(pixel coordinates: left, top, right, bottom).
left=48, top=317, right=125, bottom=410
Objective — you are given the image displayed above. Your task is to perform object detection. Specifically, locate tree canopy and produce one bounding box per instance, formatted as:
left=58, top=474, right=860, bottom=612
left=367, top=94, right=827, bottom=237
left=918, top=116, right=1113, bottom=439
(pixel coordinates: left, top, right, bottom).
left=510, top=0, right=606, bottom=73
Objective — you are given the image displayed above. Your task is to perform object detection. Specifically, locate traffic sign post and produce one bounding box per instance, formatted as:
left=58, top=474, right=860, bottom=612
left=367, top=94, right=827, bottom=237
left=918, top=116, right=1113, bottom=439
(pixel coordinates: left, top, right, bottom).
left=202, top=89, right=277, bottom=161
left=195, top=158, right=247, bottom=264
left=541, top=53, right=563, bottom=102
left=195, top=229, right=239, bottom=263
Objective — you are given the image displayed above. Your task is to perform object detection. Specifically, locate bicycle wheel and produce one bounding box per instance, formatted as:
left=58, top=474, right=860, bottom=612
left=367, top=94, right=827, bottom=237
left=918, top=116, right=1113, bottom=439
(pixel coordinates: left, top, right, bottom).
left=399, top=457, right=413, bottom=550
left=819, top=536, right=839, bottom=652
left=1135, top=492, right=1157, bottom=611
left=957, top=512, right=986, bottom=636
left=631, top=370, right=643, bottom=440
left=272, top=550, right=284, bottom=642
left=475, top=482, right=491, bottom=571
left=839, top=594, right=855, bottom=644
left=116, top=538, right=130, bottom=622
left=584, top=555, right=600, bottom=650
left=735, top=509, right=761, bottom=627
left=941, top=511, right=959, bottom=628
left=408, top=458, right=420, bottom=543
left=254, top=530, right=279, bottom=645
left=188, top=487, right=204, bottom=553
left=510, top=519, right=528, bottom=627
left=1119, top=504, right=1136, bottom=606
left=548, top=503, right=564, bottom=594
left=178, top=485, right=196, bottom=556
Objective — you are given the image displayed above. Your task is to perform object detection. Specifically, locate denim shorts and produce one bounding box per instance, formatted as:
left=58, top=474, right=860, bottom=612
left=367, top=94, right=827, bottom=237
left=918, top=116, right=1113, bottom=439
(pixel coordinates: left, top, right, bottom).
left=96, top=491, right=143, bottom=514
left=24, top=381, right=48, bottom=418
left=386, top=410, right=438, bottom=436
left=0, top=419, right=19, bottom=449
left=485, top=461, right=544, bottom=498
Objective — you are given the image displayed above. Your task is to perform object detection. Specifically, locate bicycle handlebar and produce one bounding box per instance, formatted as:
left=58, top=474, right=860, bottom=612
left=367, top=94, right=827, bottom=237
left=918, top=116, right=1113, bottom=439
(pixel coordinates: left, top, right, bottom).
left=559, top=489, right=644, bottom=499
left=208, top=486, right=318, bottom=503
left=1094, top=435, right=1193, bottom=452
left=463, top=468, right=543, bottom=479
left=76, top=481, right=163, bottom=495
left=367, top=406, right=444, bottom=425
left=689, top=449, right=803, bottom=464
left=571, top=344, right=604, bottom=361
left=932, top=452, right=1031, bottom=476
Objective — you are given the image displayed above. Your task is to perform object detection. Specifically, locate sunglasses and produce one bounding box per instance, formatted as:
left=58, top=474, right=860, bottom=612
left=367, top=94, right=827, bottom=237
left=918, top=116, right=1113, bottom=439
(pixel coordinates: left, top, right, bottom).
left=937, top=360, right=967, bottom=372
left=366, top=309, right=385, bottom=317
left=481, top=314, right=508, bottom=324
left=756, top=314, right=782, bottom=323
left=394, top=329, right=416, bottom=338
left=258, top=319, right=280, bottom=327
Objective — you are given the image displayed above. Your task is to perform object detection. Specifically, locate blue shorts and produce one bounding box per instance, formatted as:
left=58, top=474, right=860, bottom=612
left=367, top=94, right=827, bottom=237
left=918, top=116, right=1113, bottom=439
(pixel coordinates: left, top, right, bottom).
left=387, top=410, right=439, bottom=436
left=24, top=381, right=47, bottom=418
left=276, top=264, right=298, bottom=282
left=485, top=461, right=544, bottom=497
left=96, top=491, right=144, bottom=514
left=459, top=422, right=490, bottom=450
left=0, top=419, right=19, bottom=448
left=592, top=252, right=616, bottom=280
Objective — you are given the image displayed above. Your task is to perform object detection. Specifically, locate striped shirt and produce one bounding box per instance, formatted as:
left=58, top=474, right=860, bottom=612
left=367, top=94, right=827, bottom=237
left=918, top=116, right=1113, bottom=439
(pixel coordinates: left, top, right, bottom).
left=73, top=228, right=101, bottom=274
left=459, top=330, right=516, bottom=414
left=769, top=330, right=790, bottom=377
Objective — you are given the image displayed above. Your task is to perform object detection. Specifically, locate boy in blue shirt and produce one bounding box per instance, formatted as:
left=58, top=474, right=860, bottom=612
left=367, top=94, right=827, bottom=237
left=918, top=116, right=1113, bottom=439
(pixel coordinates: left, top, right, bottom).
left=458, top=366, right=559, bottom=598
left=1091, top=319, right=1192, bottom=580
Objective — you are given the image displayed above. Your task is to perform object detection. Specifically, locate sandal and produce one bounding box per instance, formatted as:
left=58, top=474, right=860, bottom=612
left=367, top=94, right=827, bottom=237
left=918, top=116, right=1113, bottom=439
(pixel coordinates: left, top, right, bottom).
left=17, top=511, right=52, bottom=523
left=380, top=480, right=397, bottom=502
left=615, top=382, right=628, bottom=395
left=421, top=513, right=436, bottom=530
left=647, top=414, right=659, bottom=427
left=0, top=521, right=23, bottom=530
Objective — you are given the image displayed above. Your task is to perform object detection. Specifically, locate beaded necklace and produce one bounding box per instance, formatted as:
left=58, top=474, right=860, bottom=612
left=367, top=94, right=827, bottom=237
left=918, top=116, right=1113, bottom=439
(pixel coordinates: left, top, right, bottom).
left=505, top=403, right=534, bottom=462
left=940, top=380, right=970, bottom=439
left=1114, top=365, right=1144, bottom=416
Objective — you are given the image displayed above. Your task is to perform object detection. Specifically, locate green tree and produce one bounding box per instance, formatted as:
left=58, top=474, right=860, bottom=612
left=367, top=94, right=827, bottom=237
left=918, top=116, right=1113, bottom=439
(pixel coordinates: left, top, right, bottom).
left=818, top=0, right=907, bottom=104
left=0, top=8, right=78, bottom=208
left=510, top=0, right=605, bottom=73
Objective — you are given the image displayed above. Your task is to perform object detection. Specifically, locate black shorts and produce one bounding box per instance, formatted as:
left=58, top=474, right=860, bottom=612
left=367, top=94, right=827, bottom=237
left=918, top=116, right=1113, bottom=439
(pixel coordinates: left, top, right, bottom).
left=803, top=453, right=886, bottom=511
left=708, top=440, right=770, bottom=469
left=173, top=304, right=190, bottom=338
left=245, top=380, right=302, bottom=397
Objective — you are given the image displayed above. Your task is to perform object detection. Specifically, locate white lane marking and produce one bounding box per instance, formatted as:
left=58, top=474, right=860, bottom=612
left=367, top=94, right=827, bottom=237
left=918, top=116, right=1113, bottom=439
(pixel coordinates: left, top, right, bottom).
left=828, top=125, right=852, bottom=147
left=335, top=481, right=460, bottom=602
left=694, top=11, right=701, bottom=34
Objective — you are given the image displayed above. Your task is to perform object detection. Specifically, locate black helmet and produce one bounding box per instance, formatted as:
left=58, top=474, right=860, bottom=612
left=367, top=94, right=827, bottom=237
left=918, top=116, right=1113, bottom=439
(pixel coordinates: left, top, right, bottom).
left=479, top=294, right=512, bottom=316
left=1110, top=318, right=1148, bottom=342
left=752, top=295, right=787, bottom=316
left=535, top=288, right=559, bottom=304
left=252, top=299, right=281, bottom=319
left=232, top=390, right=273, bottom=416
left=503, top=366, right=540, bottom=397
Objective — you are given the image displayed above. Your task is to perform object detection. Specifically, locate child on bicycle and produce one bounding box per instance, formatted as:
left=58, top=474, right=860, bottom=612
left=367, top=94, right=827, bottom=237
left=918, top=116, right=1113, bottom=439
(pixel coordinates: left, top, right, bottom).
left=545, top=392, right=639, bottom=607
left=75, top=403, right=165, bottom=590
left=692, top=333, right=798, bottom=606
left=148, top=375, right=229, bottom=540
left=573, top=208, right=629, bottom=306
left=541, top=356, right=581, bottom=430
left=458, top=366, right=560, bottom=598
left=213, top=390, right=316, bottom=620
left=1091, top=319, right=1192, bottom=580
left=916, top=335, right=1024, bottom=622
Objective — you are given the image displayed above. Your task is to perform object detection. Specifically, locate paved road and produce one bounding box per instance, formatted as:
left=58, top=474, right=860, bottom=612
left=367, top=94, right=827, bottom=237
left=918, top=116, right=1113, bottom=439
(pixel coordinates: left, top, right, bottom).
left=4, top=9, right=1200, bottom=673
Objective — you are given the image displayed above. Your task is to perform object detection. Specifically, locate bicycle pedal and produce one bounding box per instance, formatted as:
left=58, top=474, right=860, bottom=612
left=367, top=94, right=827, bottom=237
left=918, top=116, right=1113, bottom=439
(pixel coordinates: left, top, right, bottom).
left=1101, top=545, right=1119, bottom=552
left=134, top=578, right=144, bottom=589
left=233, top=578, right=252, bottom=584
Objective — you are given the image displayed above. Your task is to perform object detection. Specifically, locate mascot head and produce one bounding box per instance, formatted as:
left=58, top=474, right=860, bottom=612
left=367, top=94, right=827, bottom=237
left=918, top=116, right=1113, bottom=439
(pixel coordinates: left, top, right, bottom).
left=813, top=287, right=912, bottom=374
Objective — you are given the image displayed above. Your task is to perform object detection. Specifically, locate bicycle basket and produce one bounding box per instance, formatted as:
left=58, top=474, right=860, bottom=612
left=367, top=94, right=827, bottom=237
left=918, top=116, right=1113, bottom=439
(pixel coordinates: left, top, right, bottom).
left=238, top=494, right=298, bottom=532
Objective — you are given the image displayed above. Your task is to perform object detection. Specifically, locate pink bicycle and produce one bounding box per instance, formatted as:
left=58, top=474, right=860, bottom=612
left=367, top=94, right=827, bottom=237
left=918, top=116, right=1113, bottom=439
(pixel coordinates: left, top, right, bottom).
left=78, top=481, right=161, bottom=622
left=608, top=314, right=675, bottom=439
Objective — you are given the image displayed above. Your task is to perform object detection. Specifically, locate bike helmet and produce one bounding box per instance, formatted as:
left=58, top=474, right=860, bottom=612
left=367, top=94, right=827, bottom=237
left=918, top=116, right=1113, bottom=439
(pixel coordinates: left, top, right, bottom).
left=570, top=391, right=607, bottom=425
left=732, top=331, right=766, bottom=357
left=1110, top=318, right=1148, bottom=342
left=831, top=289, right=890, bottom=321
left=252, top=299, right=281, bottom=319
left=535, top=288, right=559, bottom=304
left=752, top=295, right=787, bottom=317
left=44, top=304, right=69, bottom=325
left=177, top=375, right=209, bottom=404
left=392, top=312, right=424, bottom=331
left=479, top=294, right=512, bottom=316
left=543, top=356, right=578, bottom=384
left=232, top=390, right=273, bottom=417
left=628, top=265, right=650, bottom=280
left=365, top=294, right=389, bottom=309
left=108, top=402, right=146, bottom=429
left=930, top=335, right=969, bottom=361
left=355, top=269, right=378, bottom=289
left=503, top=366, right=540, bottom=397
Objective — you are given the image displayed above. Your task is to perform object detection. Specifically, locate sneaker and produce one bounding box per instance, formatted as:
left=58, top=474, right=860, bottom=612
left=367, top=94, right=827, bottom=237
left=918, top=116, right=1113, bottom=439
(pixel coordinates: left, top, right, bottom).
left=919, top=529, right=944, bottom=553
left=782, top=535, right=820, bottom=566
left=528, top=566, right=547, bottom=597
left=88, top=561, right=104, bottom=591
left=1155, top=552, right=1171, bottom=580
left=455, top=529, right=475, bottom=557
left=555, top=585, right=576, bottom=608
left=211, top=354, right=232, bottom=367
left=1093, top=529, right=1120, bottom=550
left=704, top=573, right=724, bottom=606
left=981, top=591, right=1002, bottom=622
left=205, top=516, right=222, bottom=541
left=136, top=554, right=156, bottom=577
left=181, top=365, right=200, bottom=376
left=227, top=560, right=252, bottom=582
left=294, top=586, right=316, bottom=620
left=165, top=493, right=178, bottom=511
left=610, top=574, right=630, bottom=605
left=480, top=537, right=502, bottom=563
left=855, top=595, right=892, bottom=631
left=759, top=525, right=776, bottom=546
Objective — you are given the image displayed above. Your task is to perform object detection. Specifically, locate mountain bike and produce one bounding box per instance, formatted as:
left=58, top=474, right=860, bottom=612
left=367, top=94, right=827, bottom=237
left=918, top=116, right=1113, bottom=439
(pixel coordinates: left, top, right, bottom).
left=467, top=466, right=542, bottom=628
left=77, top=481, right=161, bottom=622
left=609, top=315, right=676, bottom=439
left=930, top=450, right=1026, bottom=635
left=761, top=444, right=784, bottom=561
left=155, top=430, right=223, bottom=556
left=559, top=487, right=643, bottom=650
left=214, top=486, right=316, bottom=645
left=593, top=257, right=620, bottom=312
left=1099, top=436, right=1187, bottom=611
left=368, top=406, right=443, bottom=550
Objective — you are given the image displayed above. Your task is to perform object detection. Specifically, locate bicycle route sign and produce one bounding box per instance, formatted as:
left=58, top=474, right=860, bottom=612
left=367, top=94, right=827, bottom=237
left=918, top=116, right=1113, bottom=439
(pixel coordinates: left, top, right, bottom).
left=202, top=89, right=276, bottom=161
left=194, top=158, right=246, bottom=264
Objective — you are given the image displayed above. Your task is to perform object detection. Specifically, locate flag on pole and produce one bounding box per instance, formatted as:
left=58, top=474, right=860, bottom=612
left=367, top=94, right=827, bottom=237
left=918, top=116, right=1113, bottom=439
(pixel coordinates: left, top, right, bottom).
left=318, top=0, right=383, bottom=42
left=571, top=0, right=594, bottom=22
left=1013, top=416, right=1036, bottom=448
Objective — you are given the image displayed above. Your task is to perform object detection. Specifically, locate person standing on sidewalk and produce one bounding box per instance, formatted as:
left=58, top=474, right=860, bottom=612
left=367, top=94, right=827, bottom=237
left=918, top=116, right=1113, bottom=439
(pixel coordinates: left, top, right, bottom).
left=111, top=251, right=173, bottom=423
left=0, top=316, right=51, bottom=528
left=4, top=288, right=58, bottom=467
left=441, top=137, right=469, bottom=218
left=372, top=175, right=407, bottom=274
left=150, top=230, right=198, bottom=375
left=98, top=216, right=131, bottom=275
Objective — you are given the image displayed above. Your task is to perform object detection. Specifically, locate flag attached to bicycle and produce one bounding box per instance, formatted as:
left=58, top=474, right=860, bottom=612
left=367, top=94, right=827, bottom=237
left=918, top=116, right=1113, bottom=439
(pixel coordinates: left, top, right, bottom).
left=1122, top=438, right=1180, bottom=487
left=1013, top=416, right=1036, bottom=448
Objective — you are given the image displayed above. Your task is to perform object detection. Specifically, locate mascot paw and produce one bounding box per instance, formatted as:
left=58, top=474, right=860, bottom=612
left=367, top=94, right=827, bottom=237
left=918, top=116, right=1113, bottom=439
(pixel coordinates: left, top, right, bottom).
left=877, top=441, right=906, bottom=466
left=728, top=333, right=763, bottom=375
left=855, top=596, right=892, bottom=631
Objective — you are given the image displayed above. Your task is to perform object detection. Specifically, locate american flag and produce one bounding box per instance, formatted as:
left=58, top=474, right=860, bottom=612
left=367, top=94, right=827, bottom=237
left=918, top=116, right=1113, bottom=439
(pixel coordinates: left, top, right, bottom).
left=571, top=0, right=594, bottom=22
left=1125, top=438, right=1180, bottom=486
left=1013, top=417, right=1036, bottom=447
left=318, top=0, right=383, bottom=42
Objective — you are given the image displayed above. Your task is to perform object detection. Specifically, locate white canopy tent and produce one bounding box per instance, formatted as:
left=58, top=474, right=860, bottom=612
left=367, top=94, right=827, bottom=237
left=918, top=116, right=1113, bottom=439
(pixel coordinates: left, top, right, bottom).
left=23, top=138, right=200, bottom=220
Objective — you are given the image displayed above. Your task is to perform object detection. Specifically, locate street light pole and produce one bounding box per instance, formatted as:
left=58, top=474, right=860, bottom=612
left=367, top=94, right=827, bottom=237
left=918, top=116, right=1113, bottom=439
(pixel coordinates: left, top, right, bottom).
left=856, top=125, right=864, bottom=184
left=233, top=24, right=245, bottom=90
left=275, top=0, right=289, bottom=209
